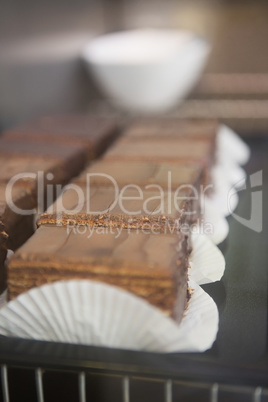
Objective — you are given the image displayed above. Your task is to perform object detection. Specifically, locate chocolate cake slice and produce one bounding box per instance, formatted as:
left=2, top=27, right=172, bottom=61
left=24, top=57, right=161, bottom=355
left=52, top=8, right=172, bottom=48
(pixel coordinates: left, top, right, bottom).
left=7, top=179, right=194, bottom=322
left=8, top=224, right=190, bottom=323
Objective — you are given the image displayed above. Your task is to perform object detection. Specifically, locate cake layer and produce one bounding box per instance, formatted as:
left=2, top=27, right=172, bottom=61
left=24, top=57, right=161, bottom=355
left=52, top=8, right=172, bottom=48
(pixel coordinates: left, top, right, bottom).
left=2, top=115, right=120, bottom=159
left=38, top=212, right=180, bottom=235
left=8, top=225, right=190, bottom=322
left=125, top=118, right=218, bottom=140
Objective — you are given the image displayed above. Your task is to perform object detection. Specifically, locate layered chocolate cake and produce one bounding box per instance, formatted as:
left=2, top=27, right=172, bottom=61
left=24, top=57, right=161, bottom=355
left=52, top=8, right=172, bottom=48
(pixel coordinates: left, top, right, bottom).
left=8, top=172, right=199, bottom=319
left=8, top=225, right=189, bottom=322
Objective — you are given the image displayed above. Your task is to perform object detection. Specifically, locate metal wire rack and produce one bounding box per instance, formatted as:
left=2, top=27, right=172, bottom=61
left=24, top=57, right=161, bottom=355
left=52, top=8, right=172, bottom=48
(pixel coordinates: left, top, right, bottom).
left=1, top=361, right=268, bottom=402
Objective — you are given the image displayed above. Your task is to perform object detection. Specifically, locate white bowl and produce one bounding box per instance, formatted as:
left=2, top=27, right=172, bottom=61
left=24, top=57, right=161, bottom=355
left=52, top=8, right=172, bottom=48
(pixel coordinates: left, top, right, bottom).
left=82, top=29, right=210, bottom=113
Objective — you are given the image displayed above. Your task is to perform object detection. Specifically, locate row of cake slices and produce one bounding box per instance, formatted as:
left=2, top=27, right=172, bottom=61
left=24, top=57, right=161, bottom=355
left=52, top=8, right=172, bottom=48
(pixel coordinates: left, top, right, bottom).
left=0, top=115, right=120, bottom=293
left=6, top=117, right=220, bottom=324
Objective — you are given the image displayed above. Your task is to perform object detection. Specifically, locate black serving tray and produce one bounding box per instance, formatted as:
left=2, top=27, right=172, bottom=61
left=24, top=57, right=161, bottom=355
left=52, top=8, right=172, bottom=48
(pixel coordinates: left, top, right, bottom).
left=0, top=136, right=267, bottom=402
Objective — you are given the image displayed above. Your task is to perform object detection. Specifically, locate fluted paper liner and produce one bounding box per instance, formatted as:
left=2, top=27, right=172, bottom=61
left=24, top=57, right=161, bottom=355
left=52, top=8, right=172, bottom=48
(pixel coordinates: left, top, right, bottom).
left=0, top=233, right=223, bottom=351
left=0, top=279, right=218, bottom=353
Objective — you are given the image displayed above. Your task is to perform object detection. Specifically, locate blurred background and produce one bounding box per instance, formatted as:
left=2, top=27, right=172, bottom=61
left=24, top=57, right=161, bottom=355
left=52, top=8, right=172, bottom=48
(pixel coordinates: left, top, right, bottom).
left=0, top=0, right=268, bottom=134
